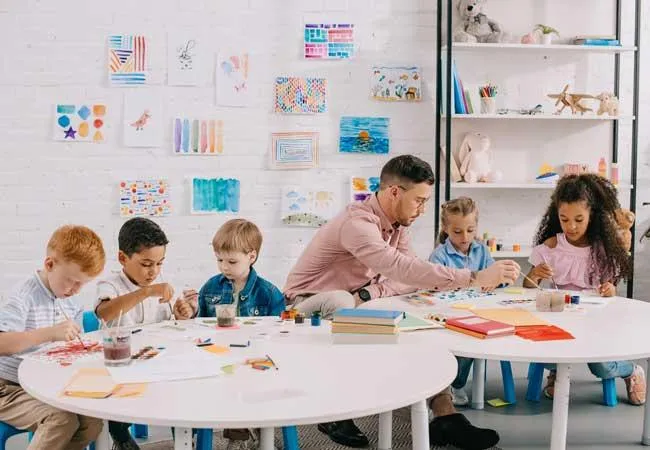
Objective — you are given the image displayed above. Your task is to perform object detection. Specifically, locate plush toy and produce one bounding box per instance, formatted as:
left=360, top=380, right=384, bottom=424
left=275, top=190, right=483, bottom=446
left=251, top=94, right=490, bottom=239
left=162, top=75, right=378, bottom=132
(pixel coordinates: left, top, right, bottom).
left=614, top=208, right=635, bottom=252
left=595, top=92, right=619, bottom=116
left=453, top=0, right=503, bottom=43
left=457, top=132, right=502, bottom=183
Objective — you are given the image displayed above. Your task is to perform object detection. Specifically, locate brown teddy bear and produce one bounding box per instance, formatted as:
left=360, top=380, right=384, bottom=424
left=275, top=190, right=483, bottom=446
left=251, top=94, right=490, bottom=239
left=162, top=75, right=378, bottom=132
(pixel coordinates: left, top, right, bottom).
left=614, top=208, right=635, bottom=252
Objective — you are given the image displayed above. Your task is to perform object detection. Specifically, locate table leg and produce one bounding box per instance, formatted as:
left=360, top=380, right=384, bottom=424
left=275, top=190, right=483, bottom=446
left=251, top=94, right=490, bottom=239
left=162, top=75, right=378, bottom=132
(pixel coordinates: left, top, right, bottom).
left=471, top=358, right=486, bottom=410
left=642, top=358, right=650, bottom=445
left=173, top=427, right=193, bottom=450
left=410, top=400, right=429, bottom=450
left=378, top=411, right=392, bottom=450
left=550, top=363, right=571, bottom=450
left=259, top=427, right=275, bottom=450
left=94, top=420, right=111, bottom=450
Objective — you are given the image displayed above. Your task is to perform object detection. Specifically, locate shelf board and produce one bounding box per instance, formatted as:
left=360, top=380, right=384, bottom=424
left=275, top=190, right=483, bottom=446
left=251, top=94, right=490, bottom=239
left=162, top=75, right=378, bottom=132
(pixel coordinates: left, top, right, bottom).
left=442, top=43, right=637, bottom=53
left=443, top=114, right=635, bottom=121
left=451, top=182, right=633, bottom=190
left=491, top=248, right=532, bottom=259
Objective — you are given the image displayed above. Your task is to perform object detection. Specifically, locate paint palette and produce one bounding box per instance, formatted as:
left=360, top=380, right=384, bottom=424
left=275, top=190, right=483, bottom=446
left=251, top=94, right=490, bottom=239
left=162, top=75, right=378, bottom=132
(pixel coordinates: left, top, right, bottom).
left=131, top=346, right=163, bottom=361
left=424, top=288, right=495, bottom=303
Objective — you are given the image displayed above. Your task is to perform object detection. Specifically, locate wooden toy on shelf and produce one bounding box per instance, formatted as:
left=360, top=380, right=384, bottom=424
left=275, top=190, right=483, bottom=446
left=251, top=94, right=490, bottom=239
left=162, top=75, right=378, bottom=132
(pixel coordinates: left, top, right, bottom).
left=547, top=84, right=594, bottom=115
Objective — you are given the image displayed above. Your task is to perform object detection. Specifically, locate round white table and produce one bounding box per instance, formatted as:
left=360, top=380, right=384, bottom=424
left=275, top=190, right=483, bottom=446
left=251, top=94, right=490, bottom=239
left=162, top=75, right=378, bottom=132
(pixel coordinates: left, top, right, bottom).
left=361, top=289, right=650, bottom=450
left=19, top=318, right=457, bottom=450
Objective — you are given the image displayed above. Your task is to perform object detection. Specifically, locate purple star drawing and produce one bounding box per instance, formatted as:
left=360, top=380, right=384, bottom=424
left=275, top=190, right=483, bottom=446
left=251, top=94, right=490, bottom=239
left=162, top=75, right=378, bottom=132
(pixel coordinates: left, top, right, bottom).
left=64, top=127, right=77, bottom=139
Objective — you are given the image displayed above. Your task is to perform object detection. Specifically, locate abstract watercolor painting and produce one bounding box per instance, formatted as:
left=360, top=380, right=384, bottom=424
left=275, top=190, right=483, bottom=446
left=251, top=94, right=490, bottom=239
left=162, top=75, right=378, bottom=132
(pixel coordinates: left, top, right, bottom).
left=123, top=92, right=162, bottom=147
left=371, top=66, right=422, bottom=101
left=53, top=104, right=106, bottom=143
left=281, top=186, right=337, bottom=227
left=167, top=33, right=208, bottom=86
left=270, top=132, right=319, bottom=169
left=350, top=176, right=380, bottom=202
left=119, top=180, right=171, bottom=217
left=304, top=23, right=355, bottom=59
left=108, top=35, right=148, bottom=86
left=339, top=117, right=390, bottom=154
left=173, top=118, right=223, bottom=155
left=216, top=52, right=249, bottom=106
left=274, top=77, right=327, bottom=114
left=191, top=177, right=240, bottom=214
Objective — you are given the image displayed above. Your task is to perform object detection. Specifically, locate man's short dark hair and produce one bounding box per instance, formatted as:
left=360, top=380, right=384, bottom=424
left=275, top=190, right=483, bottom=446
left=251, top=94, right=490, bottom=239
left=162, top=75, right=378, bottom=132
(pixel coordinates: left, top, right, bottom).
left=118, top=218, right=169, bottom=256
left=379, top=155, right=435, bottom=189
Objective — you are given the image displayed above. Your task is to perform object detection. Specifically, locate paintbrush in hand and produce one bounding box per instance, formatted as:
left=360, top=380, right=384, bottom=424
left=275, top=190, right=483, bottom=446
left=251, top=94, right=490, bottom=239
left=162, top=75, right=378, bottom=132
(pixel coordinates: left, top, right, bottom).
left=56, top=302, right=86, bottom=350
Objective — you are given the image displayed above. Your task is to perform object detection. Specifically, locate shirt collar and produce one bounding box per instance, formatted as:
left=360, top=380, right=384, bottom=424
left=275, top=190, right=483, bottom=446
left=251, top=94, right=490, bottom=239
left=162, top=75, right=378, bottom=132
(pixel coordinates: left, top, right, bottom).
left=34, top=271, right=56, bottom=301
left=217, top=267, right=258, bottom=297
left=367, top=194, right=399, bottom=234
left=119, top=270, right=140, bottom=291
left=443, top=238, right=480, bottom=257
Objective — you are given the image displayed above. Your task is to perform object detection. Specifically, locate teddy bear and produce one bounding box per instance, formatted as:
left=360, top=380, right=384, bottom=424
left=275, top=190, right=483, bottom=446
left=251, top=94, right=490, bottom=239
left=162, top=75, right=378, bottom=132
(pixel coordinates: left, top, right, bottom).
left=453, top=0, right=503, bottom=43
left=614, top=208, right=635, bottom=252
left=595, top=92, right=619, bottom=116
left=457, top=132, right=502, bottom=183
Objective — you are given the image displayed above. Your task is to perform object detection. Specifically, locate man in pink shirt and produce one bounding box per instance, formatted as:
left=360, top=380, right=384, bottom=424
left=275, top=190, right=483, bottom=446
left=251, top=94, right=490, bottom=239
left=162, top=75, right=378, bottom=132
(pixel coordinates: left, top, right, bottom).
left=284, top=155, right=520, bottom=449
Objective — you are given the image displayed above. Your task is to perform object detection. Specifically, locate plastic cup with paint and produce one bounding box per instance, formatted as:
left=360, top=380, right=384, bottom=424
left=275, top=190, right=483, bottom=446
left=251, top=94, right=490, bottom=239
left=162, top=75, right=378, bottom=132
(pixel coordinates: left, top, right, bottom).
left=216, top=304, right=237, bottom=327
left=102, top=329, right=132, bottom=367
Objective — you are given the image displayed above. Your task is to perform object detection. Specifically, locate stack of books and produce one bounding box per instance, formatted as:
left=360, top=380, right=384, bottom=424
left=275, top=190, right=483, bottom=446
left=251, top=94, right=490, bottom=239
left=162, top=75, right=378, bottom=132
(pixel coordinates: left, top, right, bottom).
left=445, top=315, right=515, bottom=339
left=331, top=309, right=404, bottom=344
left=573, top=35, right=620, bottom=46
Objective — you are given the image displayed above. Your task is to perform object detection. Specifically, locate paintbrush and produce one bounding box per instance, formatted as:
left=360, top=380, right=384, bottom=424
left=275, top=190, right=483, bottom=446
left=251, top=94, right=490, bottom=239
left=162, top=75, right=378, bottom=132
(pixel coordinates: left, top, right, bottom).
left=265, top=353, right=279, bottom=371
left=522, top=273, right=543, bottom=290
left=56, top=302, right=87, bottom=350
left=168, top=302, right=178, bottom=326
left=540, top=254, right=558, bottom=290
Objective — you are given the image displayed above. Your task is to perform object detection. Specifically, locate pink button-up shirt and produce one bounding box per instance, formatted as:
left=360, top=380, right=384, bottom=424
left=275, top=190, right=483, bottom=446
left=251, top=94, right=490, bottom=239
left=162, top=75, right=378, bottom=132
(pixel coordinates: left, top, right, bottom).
left=283, top=195, right=471, bottom=300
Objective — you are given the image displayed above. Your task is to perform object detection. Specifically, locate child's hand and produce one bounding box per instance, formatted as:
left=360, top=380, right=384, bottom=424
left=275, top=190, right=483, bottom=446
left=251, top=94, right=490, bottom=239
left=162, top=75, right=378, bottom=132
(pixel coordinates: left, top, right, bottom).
left=530, top=263, right=553, bottom=281
left=598, top=282, right=616, bottom=297
left=49, top=320, right=81, bottom=342
left=173, top=300, right=194, bottom=320
left=147, top=283, right=174, bottom=303
left=182, top=289, right=198, bottom=305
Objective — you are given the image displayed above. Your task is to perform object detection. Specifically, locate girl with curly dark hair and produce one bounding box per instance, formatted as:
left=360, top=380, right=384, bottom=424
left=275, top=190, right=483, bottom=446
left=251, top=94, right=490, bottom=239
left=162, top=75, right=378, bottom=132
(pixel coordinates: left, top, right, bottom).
left=524, top=174, right=644, bottom=405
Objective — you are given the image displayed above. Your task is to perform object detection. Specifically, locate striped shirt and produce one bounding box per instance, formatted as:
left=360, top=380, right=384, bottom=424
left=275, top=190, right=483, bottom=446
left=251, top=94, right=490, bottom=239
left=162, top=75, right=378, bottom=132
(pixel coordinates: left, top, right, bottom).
left=0, top=272, right=82, bottom=383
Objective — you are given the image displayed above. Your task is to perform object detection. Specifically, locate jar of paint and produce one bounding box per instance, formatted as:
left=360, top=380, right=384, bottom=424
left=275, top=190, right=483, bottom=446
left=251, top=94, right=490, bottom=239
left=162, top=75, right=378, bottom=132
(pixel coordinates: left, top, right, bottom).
left=550, top=291, right=565, bottom=312
left=536, top=291, right=551, bottom=312
left=311, top=311, right=321, bottom=326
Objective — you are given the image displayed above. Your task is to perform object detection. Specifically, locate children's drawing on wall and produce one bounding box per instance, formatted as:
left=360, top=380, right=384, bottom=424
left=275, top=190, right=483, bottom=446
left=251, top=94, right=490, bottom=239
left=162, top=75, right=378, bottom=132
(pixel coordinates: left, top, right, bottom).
left=281, top=186, right=336, bottom=227
left=167, top=33, right=208, bottom=86
left=274, top=77, right=327, bottom=114
left=270, top=132, right=319, bottom=169
left=191, top=178, right=240, bottom=214
left=173, top=118, right=223, bottom=155
left=371, top=66, right=421, bottom=101
left=339, top=117, right=390, bottom=154
left=304, top=23, right=355, bottom=59
left=108, top=35, right=148, bottom=86
left=53, top=104, right=106, bottom=143
left=123, top=92, right=162, bottom=147
left=216, top=52, right=249, bottom=106
left=119, top=180, right=170, bottom=217
left=350, top=176, right=380, bottom=202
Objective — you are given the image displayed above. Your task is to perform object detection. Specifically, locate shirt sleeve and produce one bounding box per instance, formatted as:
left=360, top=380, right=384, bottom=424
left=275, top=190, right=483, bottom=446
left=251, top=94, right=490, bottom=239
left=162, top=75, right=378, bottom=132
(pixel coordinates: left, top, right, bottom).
left=197, top=282, right=208, bottom=318
left=339, top=214, right=471, bottom=291
left=429, top=247, right=447, bottom=266
left=0, top=292, right=29, bottom=333
left=529, top=244, right=544, bottom=267
left=483, top=245, right=495, bottom=270
left=95, top=280, right=119, bottom=312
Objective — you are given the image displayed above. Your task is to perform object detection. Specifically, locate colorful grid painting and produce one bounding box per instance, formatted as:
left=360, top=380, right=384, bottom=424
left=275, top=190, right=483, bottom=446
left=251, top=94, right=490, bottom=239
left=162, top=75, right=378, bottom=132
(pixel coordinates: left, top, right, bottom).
left=274, top=77, right=327, bottom=114
left=339, top=116, right=390, bottom=154
left=371, top=66, right=422, bottom=101
left=350, top=176, right=380, bottom=202
left=304, top=24, right=355, bottom=59
left=108, top=35, right=148, bottom=85
left=119, top=180, right=170, bottom=217
left=173, top=118, right=223, bottom=155
left=53, top=104, right=106, bottom=143
left=270, top=132, right=319, bottom=169
left=191, top=178, right=240, bottom=214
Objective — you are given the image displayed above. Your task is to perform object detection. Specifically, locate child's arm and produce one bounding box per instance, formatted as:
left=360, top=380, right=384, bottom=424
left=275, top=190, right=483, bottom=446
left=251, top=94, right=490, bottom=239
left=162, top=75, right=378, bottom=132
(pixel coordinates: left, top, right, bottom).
left=173, top=289, right=199, bottom=320
left=0, top=321, right=81, bottom=356
left=96, top=283, right=174, bottom=322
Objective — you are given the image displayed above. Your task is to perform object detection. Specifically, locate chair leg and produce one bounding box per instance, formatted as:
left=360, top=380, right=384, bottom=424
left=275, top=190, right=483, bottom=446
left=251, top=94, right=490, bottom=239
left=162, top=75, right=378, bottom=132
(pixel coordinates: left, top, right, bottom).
left=603, top=378, right=618, bottom=407
left=526, top=363, right=545, bottom=402
left=196, top=429, right=213, bottom=450
left=500, top=361, right=517, bottom=404
left=282, top=426, right=300, bottom=450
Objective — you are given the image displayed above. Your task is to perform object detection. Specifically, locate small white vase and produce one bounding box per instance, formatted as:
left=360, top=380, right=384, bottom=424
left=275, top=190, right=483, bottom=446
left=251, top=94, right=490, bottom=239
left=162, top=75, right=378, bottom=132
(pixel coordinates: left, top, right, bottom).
left=542, top=34, right=554, bottom=45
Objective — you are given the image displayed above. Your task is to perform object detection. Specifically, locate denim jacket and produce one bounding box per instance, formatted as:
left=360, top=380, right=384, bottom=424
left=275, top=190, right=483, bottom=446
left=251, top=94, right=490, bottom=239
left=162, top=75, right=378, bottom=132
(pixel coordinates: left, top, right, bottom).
left=197, top=268, right=285, bottom=318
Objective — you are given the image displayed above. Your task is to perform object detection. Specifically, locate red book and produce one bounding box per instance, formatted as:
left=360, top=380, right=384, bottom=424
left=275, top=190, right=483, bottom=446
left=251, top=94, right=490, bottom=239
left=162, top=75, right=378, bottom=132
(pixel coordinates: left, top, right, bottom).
left=446, top=315, right=515, bottom=338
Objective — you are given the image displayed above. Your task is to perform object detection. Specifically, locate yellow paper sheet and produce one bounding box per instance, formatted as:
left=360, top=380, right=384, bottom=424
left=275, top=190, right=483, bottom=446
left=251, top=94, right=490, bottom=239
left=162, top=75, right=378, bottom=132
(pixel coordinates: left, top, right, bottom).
left=487, top=398, right=510, bottom=407
left=473, top=308, right=548, bottom=326
left=451, top=303, right=476, bottom=310
left=63, top=368, right=147, bottom=399
left=201, top=344, right=230, bottom=355
left=112, top=383, right=147, bottom=398
left=503, top=287, right=525, bottom=294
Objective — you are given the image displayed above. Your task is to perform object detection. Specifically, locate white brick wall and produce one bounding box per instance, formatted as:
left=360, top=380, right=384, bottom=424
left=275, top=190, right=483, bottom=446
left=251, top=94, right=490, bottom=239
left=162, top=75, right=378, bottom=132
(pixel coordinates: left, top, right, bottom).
left=0, top=0, right=649, bottom=306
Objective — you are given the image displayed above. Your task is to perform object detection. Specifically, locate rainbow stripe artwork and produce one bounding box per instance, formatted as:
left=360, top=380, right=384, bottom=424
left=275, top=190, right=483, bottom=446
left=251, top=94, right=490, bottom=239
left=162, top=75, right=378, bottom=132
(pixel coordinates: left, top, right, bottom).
left=108, top=35, right=148, bottom=86
left=173, top=118, right=223, bottom=155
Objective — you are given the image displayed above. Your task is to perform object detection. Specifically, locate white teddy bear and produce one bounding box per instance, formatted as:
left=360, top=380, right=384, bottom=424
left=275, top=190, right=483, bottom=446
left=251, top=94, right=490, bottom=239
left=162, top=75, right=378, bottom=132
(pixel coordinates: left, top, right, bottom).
left=457, top=132, right=502, bottom=183
left=453, top=0, right=503, bottom=43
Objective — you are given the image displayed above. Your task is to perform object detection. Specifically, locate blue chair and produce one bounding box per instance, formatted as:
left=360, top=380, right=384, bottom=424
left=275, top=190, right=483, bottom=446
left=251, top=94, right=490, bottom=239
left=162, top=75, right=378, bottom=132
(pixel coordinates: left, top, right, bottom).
left=27, top=431, right=95, bottom=450
left=0, top=422, right=28, bottom=450
left=499, top=361, right=517, bottom=404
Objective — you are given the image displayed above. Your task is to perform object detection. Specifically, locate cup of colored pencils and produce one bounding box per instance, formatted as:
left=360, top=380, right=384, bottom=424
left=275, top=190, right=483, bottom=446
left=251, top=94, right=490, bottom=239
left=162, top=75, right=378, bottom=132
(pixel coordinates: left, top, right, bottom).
left=479, top=84, right=498, bottom=114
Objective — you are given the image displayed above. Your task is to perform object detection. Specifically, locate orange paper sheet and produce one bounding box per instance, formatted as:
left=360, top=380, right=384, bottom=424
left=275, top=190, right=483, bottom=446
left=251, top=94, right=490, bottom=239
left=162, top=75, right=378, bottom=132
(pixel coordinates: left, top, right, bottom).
left=200, top=344, right=230, bottom=355
left=62, top=368, right=147, bottom=399
left=516, top=325, right=575, bottom=341
left=472, top=308, right=548, bottom=327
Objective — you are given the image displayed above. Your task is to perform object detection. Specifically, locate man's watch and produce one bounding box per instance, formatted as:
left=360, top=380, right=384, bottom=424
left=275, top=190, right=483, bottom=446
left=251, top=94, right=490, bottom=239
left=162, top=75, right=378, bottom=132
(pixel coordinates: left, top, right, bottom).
left=358, top=288, right=372, bottom=302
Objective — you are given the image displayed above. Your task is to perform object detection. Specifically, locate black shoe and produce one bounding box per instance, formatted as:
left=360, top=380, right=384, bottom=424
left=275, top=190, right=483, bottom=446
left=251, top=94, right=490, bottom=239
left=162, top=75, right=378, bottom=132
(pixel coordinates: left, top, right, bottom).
left=111, top=434, right=140, bottom=450
left=429, top=413, right=499, bottom=450
left=317, top=420, right=369, bottom=448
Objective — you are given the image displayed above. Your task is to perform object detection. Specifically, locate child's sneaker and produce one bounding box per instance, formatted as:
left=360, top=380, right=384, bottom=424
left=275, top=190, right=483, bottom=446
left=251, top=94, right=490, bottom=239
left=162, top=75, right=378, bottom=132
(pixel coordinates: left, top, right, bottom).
left=451, top=386, right=469, bottom=406
left=543, top=371, right=556, bottom=399
left=111, top=435, right=140, bottom=450
left=624, top=365, right=646, bottom=406
left=225, top=428, right=258, bottom=450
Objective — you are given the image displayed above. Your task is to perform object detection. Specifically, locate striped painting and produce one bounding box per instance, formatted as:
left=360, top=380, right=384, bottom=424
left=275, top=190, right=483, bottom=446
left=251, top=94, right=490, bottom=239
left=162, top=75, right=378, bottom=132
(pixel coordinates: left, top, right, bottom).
left=172, top=118, right=223, bottom=155
left=108, top=35, right=148, bottom=85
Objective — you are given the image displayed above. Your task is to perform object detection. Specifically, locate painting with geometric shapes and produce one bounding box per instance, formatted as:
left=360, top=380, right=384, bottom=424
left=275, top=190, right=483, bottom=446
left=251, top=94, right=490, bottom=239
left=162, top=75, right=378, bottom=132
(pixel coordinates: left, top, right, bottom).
left=274, top=77, right=327, bottom=114
left=191, top=177, right=240, bottom=214
left=281, top=186, right=337, bottom=228
left=216, top=52, right=250, bottom=107
left=53, top=104, right=107, bottom=143
left=123, top=92, right=162, bottom=147
left=339, top=116, right=390, bottom=154
left=304, top=24, right=355, bottom=59
left=270, top=132, right=319, bottom=169
left=350, top=176, right=380, bottom=202
left=119, top=180, right=171, bottom=218
left=370, top=66, right=422, bottom=102
left=108, top=35, right=148, bottom=86
left=173, top=118, right=223, bottom=155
